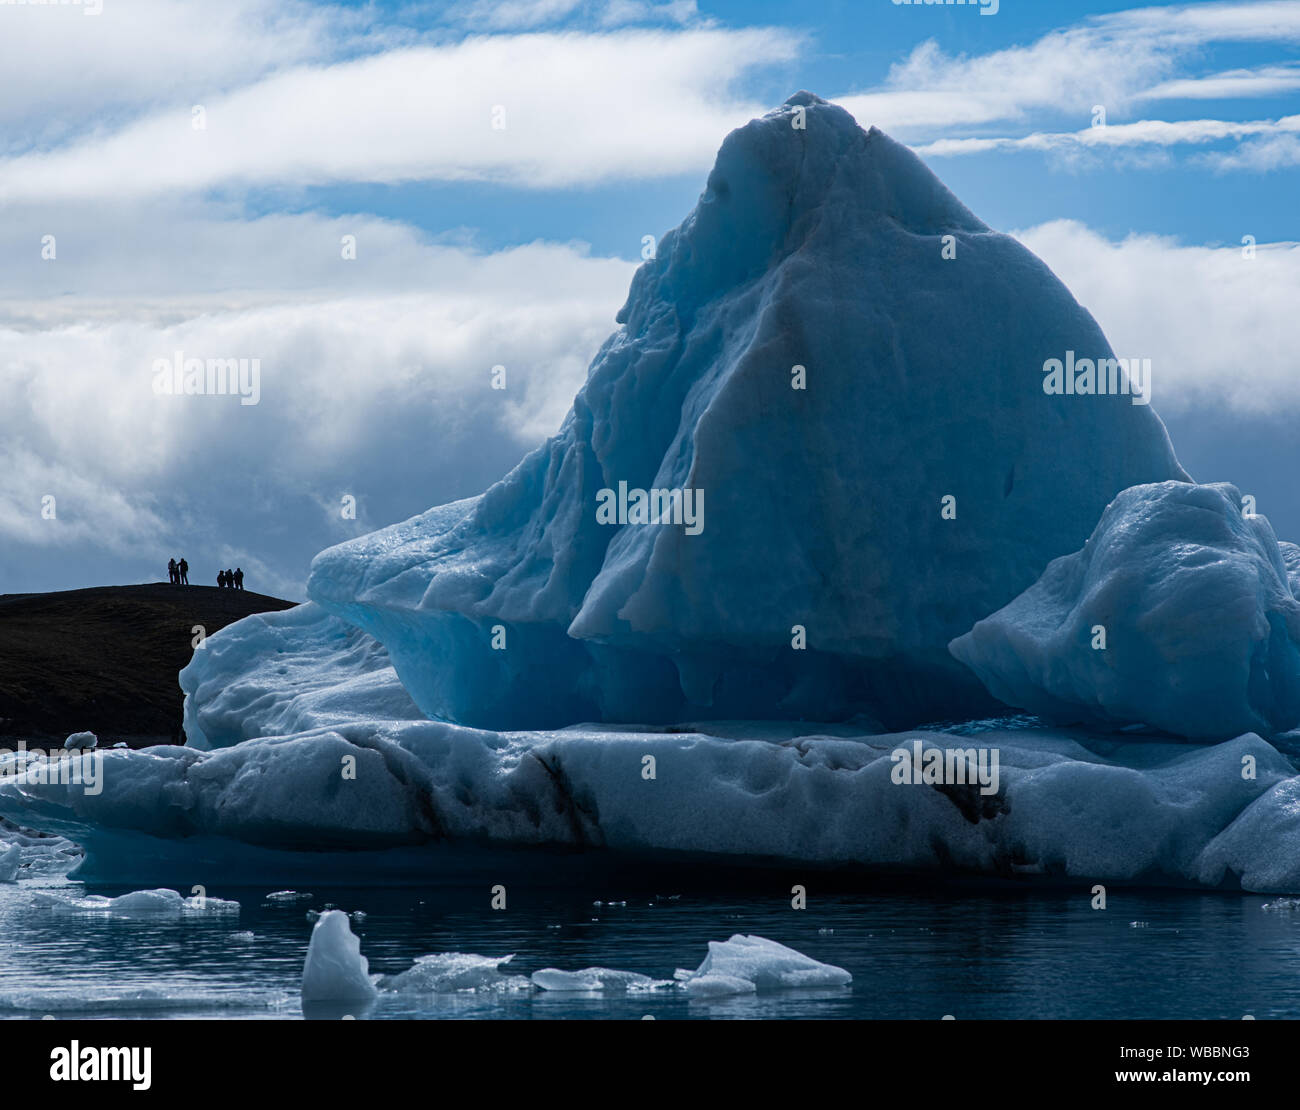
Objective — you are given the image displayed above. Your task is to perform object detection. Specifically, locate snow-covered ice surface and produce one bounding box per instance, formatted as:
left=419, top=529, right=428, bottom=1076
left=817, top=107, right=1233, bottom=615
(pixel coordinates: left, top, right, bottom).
left=5, top=710, right=1300, bottom=891
left=306, top=93, right=1187, bottom=731
left=951, top=482, right=1300, bottom=739
left=180, top=602, right=422, bottom=750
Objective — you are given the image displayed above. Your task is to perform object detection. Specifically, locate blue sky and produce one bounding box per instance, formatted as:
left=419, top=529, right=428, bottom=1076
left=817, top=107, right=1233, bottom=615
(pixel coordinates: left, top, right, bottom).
left=0, top=0, right=1297, bottom=598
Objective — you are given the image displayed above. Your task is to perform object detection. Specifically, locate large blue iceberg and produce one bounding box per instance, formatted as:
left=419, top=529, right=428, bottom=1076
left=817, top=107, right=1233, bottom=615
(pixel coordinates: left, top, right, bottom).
left=307, top=92, right=1187, bottom=731
left=7, top=93, right=1300, bottom=893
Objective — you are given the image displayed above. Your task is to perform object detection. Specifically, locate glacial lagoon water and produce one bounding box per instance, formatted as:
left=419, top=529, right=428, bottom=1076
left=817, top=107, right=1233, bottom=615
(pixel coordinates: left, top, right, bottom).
left=3, top=871, right=1300, bottom=1020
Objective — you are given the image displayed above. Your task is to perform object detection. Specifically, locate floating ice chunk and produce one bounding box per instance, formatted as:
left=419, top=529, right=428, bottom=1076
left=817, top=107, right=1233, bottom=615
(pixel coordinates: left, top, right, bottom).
left=31, top=888, right=238, bottom=917
left=530, top=967, right=669, bottom=992
left=381, top=953, right=530, bottom=993
left=951, top=482, right=1300, bottom=739
left=0, top=842, right=20, bottom=882
left=265, top=890, right=313, bottom=903
left=64, top=732, right=96, bottom=750
left=301, top=909, right=377, bottom=1003
left=1261, top=898, right=1300, bottom=913
left=679, top=935, right=851, bottom=992
left=229, top=931, right=256, bottom=942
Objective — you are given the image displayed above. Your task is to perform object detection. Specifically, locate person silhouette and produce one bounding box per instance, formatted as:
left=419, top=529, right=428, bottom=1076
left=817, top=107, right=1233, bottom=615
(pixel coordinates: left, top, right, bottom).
left=226, top=568, right=235, bottom=591
left=233, top=567, right=244, bottom=590
left=167, top=557, right=177, bottom=585
left=217, top=569, right=227, bottom=588
left=178, top=557, right=189, bottom=585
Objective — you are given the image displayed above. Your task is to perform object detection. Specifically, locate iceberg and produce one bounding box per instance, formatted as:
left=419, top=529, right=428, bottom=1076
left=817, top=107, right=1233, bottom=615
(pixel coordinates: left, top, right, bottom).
left=301, top=909, right=377, bottom=1003
left=950, top=482, right=1300, bottom=738
left=306, top=91, right=1187, bottom=732
left=29, top=888, right=239, bottom=918
left=380, top=953, right=531, bottom=994
left=3, top=94, right=1293, bottom=897
left=676, top=935, right=851, bottom=995
left=6, top=707, right=1300, bottom=889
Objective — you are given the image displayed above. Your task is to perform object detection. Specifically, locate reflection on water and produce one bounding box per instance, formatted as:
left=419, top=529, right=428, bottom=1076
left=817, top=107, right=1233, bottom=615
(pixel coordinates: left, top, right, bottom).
left=1, top=876, right=1297, bottom=1019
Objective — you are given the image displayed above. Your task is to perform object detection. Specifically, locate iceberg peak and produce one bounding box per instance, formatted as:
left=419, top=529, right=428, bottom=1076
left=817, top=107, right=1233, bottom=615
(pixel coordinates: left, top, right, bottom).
left=307, top=96, right=1188, bottom=730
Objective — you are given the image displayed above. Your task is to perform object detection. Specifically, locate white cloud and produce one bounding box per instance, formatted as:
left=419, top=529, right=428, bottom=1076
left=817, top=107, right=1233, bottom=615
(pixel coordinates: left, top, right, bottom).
left=451, top=0, right=698, bottom=29
left=1015, top=220, right=1300, bottom=415
left=914, top=114, right=1300, bottom=158
left=0, top=210, right=636, bottom=594
left=1206, top=133, right=1300, bottom=170
left=598, top=0, right=699, bottom=26
left=0, top=0, right=368, bottom=149
left=452, top=0, right=587, bottom=30
left=838, top=1, right=1300, bottom=136
left=1140, top=64, right=1300, bottom=100
left=0, top=28, right=799, bottom=201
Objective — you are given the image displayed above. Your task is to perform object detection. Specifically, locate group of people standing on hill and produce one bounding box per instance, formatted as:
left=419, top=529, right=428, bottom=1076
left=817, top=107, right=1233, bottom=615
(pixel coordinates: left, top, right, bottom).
left=166, top=558, right=244, bottom=590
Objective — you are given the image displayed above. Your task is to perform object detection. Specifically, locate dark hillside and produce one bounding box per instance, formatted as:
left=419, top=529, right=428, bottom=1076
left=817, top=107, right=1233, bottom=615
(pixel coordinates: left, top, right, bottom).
left=0, top=584, right=296, bottom=748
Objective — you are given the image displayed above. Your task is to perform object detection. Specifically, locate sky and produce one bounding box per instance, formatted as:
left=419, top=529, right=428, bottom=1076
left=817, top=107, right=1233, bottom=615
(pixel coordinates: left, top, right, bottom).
left=0, top=0, right=1297, bottom=600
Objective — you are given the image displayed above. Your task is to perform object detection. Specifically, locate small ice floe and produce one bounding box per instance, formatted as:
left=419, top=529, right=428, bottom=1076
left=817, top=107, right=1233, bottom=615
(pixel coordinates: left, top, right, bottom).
left=350, top=911, right=366, bottom=924
left=265, top=890, right=313, bottom=904
left=31, top=888, right=239, bottom=918
left=229, top=931, right=256, bottom=943
left=301, top=910, right=377, bottom=1003
left=306, top=910, right=321, bottom=923
left=675, top=935, right=851, bottom=998
left=818, top=928, right=834, bottom=936
left=1129, top=921, right=1149, bottom=928
left=531, top=967, right=672, bottom=993
left=0, top=843, right=21, bottom=883
left=381, top=953, right=531, bottom=994
left=1261, top=898, right=1300, bottom=913
left=63, top=731, right=96, bottom=750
